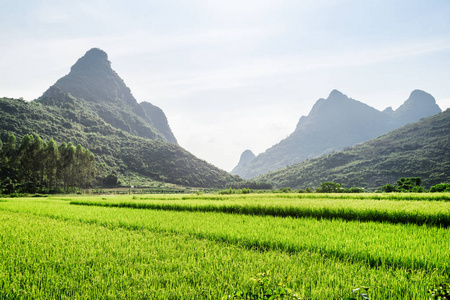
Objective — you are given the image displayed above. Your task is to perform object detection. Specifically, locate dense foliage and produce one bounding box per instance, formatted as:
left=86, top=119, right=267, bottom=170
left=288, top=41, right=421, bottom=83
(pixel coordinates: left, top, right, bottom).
left=0, top=94, right=238, bottom=188
left=257, top=109, right=450, bottom=190
left=429, top=183, right=450, bottom=193
left=0, top=133, right=96, bottom=194
left=225, top=179, right=273, bottom=190
left=381, top=177, right=424, bottom=193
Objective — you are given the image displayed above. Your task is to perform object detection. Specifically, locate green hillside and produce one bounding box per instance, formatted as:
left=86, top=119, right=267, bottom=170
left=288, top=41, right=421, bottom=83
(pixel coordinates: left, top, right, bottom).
left=234, top=90, right=441, bottom=179
left=257, top=109, right=450, bottom=190
left=52, top=48, right=176, bottom=143
left=0, top=88, right=236, bottom=188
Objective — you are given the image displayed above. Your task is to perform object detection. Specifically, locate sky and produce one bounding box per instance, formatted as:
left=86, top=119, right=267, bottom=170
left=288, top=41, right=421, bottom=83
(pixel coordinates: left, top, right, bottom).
left=1, top=0, right=450, bottom=171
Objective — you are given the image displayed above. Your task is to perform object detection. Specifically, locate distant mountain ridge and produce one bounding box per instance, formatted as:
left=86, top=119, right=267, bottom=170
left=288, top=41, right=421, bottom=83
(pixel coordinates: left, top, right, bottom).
left=257, top=108, right=450, bottom=189
left=51, top=48, right=177, bottom=144
left=232, top=90, right=441, bottom=178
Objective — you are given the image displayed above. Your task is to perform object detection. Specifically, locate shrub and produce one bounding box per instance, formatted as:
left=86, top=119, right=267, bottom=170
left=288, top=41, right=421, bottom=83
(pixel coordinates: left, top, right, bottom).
left=279, top=187, right=292, bottom=193
left=429, top=183, right=450, bottom=193
left=316, top=182, right=342, bottom=193
left=381, top=184, right=398, bottom=193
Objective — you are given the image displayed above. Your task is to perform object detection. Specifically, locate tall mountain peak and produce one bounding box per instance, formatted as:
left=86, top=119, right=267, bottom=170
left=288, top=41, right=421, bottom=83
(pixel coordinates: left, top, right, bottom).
left=44, top=48, right=178, bottom=144
left=328, top=89, right=346, bottom=99
left=239, top=150, right=256, bottom=164
left=70, top=48, right=111, bottom=73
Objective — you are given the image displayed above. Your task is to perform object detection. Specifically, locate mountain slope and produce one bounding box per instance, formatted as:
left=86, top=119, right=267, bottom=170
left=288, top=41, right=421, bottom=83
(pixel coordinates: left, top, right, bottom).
left=234, top=90, right=441, bottom=178
left=0, top=48, right=238, bottom=188
left=257, top=109, right=450, bottom=189
left=51, top=48, right=177, bottom=143
left=140, top=102, right=177, bottom=144
left=0, top=90, right=235, bottom=187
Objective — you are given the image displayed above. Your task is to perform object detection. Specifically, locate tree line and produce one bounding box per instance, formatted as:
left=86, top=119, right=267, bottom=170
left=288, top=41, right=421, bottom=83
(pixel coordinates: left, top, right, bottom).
left=0, top=134, right=97, bottom=194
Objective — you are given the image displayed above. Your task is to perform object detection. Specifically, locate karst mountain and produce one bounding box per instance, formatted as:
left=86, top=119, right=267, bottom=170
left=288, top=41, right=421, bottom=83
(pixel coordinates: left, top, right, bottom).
left=0, top=48, right=236, bottom=187
left=232, top=90, right=441, bottom=178
left=257, top=108, right=450, bottom=189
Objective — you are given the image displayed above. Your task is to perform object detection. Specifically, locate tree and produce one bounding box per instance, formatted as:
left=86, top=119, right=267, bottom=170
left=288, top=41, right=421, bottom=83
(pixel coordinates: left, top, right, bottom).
left=73, top=144, right=96, bottom=189
left=18, top=134, right=33, bottom=192
left=397, top=177, right=422, bottom=192
left=381, top=184, right=398, bottom=193
left=0, top=134, right=19, bottom=193
left=4, top=134, right=17, bottom=159
left=429, top=183, right=450, bottom=193
left=1, top=135, right=97, bottom=194
left=31, top=135, right=46, bottom=191
left=63, top=143, right=76, bottom=191
left=317, top=182, right=342, bottom=193
left=44, top=139, right=58, bottom=191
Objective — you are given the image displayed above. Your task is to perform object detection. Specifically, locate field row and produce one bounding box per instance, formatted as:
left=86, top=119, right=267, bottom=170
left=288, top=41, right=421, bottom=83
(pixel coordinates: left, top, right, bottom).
left=1, top=209, right=443, bottom=299
left=1, top=199, right=449, bottom=275
left=70, top=194, right=450, bottom=227
left=51, top=192, right=450, bottom=202
left=182, top=192, right=450, bottom=201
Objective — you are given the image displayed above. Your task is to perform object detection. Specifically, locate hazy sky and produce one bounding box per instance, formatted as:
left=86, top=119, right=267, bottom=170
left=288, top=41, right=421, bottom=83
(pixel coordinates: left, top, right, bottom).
left=2, top=1, right=450, bottom=171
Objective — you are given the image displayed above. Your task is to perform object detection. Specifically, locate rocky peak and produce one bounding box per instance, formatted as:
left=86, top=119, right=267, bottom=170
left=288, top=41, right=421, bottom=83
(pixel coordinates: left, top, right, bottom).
left=44, top=48, right=178, bottom=144
left=239, top=150, right=256, bottom=165
left=328, top=89, right=346, bottom=99
left=382, top=106, right=394, bottom=114
left=231, top=150, right=256, bottom=175
left=393, top=90, right=441, bottom=125
left=70, top=48, right=111, bottom=73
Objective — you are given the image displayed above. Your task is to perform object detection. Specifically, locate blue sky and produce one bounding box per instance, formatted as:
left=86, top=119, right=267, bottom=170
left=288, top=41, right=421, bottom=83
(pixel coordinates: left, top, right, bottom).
left=1, top=0, right=450, bottom=171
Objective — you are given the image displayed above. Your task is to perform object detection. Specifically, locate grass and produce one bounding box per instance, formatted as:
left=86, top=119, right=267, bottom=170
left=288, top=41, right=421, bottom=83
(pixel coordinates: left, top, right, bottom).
left=0, top=193, right=449, bottom=299
left=70, top=193, right=450, bottom=227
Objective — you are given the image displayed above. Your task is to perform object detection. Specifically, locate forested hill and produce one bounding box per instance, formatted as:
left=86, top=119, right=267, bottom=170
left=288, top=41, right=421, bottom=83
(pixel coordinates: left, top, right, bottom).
left=0, top=90, right=236, bottom=188
left=257, top=108, right=450, bottom=190
left=233, top=90, right=441, bottom=178
left=50, top=48, right=177, bottom=144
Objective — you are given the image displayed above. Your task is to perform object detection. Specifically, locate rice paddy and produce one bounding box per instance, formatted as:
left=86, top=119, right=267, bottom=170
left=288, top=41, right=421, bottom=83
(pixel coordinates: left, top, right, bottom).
left=0, top=193, right=449, bottom=299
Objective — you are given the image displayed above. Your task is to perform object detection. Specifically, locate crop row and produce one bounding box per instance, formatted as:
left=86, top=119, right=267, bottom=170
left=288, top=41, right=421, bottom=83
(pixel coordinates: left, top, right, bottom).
left=70, top=196, right=450, bottom=227
left=182, top=192, right=450, bottom=201
left=1, top=199, right=449, bottom=275
left=1, top=209, right=444, bottom=299
left=54, top=192, right=450, bottom=202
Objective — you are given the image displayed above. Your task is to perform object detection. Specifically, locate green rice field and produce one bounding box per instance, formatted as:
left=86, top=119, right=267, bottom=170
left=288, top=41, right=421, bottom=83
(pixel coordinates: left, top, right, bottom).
left=1, top=193, right=449, bottom=299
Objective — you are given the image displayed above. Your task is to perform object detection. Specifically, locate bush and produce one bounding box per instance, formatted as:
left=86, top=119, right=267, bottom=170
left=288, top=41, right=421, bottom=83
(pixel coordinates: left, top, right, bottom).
left=316, top=182, right=342, bottom=193
left=381, top=184, right=398, bottom=193
left=429, top=183, right=450, bottom=193
left=397, top=177, right=421, bottom=192
left=279, top=187, right=292, bottom=193
left=342, top=187, right=365, bottom=193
